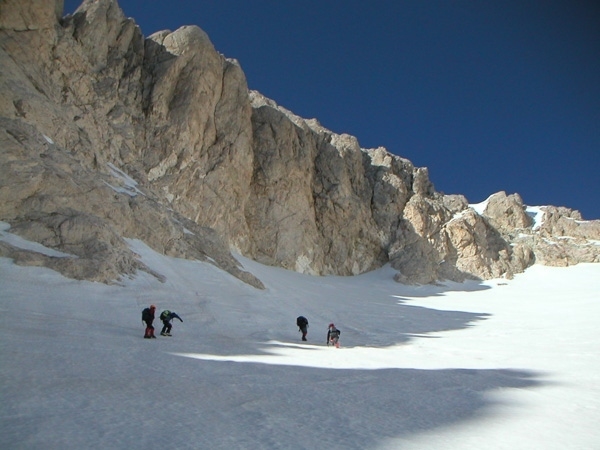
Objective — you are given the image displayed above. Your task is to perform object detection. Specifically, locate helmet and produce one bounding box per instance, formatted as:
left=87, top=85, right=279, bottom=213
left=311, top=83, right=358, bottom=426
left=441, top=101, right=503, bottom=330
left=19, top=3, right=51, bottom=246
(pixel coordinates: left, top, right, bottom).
left=329, top=323, right=335, bottom=328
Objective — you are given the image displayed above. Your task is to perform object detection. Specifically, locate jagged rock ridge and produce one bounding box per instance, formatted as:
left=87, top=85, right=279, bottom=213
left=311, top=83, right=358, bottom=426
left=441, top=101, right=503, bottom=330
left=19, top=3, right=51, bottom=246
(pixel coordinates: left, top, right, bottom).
left=0, top=0, right=598, bottom=286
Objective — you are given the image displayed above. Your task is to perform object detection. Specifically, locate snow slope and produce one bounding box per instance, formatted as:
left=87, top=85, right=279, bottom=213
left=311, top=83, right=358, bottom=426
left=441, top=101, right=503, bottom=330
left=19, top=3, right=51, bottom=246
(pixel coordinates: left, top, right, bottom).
left=1, top=230, right=599, bottom=449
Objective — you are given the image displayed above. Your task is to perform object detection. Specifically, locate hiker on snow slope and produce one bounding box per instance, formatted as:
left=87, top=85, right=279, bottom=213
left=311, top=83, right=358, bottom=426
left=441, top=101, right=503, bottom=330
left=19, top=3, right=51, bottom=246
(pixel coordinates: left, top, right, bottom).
left=142, top=305, right=156, bottom=339
left=296, top=316, right=309, bottom=341
left=327, top=323, right=340, bottom=347
left=160, top=310, right=183, bottom=336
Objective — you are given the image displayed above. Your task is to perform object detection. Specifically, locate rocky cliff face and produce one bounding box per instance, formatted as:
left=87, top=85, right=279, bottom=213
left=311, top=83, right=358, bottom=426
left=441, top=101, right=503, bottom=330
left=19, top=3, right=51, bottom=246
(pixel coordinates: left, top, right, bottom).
left=1, top=0, right=598, bottom=286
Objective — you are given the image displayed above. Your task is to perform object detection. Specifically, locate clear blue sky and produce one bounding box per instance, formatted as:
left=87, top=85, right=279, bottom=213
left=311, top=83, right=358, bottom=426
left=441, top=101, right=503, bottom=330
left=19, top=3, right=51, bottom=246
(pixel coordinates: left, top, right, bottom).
left=64, top=1, right=600, bottom=219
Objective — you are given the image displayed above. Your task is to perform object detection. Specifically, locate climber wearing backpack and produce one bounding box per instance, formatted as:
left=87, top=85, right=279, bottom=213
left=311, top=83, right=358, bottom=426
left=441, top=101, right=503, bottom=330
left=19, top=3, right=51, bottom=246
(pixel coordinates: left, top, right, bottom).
left=296, top=316, right=309, bottom=341
left=327, top=323, right=340, bottom=348
left=160, top=310, right=183, bottom=336
left=142, top=305, right=156, bottom=339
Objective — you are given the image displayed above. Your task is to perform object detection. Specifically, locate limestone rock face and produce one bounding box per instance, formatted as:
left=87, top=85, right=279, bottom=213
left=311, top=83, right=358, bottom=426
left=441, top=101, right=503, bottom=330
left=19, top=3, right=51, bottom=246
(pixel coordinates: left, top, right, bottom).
left=482, top=191, right=533, bottom=231
left=476, top=196, right=600, bottom=271
left=0, top=0, right=63, bottom=31
left=141, top=26, right=254, bottom=251
left=247, top=93, right=388, bottom=275
left=538, top=206, right=599, bottom=240
left=444, top=209, right=535, bottom=281
left=520, top=206, right=600, bottom=267
left=0, top=0, right=597, bottom=287
left=0, top=0, right=262, bottom=287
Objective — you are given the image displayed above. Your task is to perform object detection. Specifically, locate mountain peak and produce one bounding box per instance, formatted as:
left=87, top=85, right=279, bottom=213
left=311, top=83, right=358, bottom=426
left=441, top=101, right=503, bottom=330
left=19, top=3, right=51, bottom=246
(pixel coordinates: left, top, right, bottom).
left=0, top=0, right=598, bottom=285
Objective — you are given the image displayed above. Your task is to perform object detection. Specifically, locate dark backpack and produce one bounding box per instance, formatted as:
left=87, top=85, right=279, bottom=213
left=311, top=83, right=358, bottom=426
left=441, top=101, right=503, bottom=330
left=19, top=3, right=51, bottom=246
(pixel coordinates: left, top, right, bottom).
left=296, top=316, right=308, bottom=328
left=142, top=308, right=152, bottom=322
left=160, top=310, right=171, bottom=321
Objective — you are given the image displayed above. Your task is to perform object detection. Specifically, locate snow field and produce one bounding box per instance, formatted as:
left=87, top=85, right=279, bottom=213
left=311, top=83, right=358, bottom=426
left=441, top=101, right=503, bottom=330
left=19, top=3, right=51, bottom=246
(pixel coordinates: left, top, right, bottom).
left=1, top=232, right=599, bottom=449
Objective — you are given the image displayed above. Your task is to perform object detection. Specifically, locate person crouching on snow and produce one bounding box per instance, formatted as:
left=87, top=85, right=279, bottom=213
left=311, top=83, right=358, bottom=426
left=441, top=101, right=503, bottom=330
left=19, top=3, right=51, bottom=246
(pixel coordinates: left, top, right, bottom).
left=159, top=310, right=183, bottom=336
left=327, top=323, right=340, bottom=348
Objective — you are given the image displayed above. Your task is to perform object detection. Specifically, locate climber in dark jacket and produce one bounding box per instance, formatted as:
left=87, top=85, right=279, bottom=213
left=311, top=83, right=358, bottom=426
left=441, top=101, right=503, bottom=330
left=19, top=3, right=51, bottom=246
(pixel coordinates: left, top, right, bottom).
left=160, top=310, right=183, bottom=336
left=296, top=316, right=309, bottom=341
left=142, top=305, right=156, bottom=339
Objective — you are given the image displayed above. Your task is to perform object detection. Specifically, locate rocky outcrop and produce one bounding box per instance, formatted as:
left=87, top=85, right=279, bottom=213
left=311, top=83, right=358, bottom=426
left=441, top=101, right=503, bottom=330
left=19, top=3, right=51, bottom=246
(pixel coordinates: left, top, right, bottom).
left=480, top=192, right=533, bottom=231
left=0, top=0, right=263, bottom=287
left=515, top=205, right=600, bottom=267
left=141, top=26, right=254, bottom=251
left=247, top=93, right=388, bottom=275
left=471, top=193, right=600, bottom=271
left=0, top=0, right=598, bottom=287
left=0, top=0, right=63, bottom=31
left=0, top=118, right=263, bottom=287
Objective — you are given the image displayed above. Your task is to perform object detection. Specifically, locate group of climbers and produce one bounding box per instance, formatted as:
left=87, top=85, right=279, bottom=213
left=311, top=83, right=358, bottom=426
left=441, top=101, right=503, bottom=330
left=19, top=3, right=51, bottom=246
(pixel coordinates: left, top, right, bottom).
left=141, top=305, right=183, bottom=339
left=296, top=316, right=341, bottom=347
left=142, top=306, right=338, bottom=347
